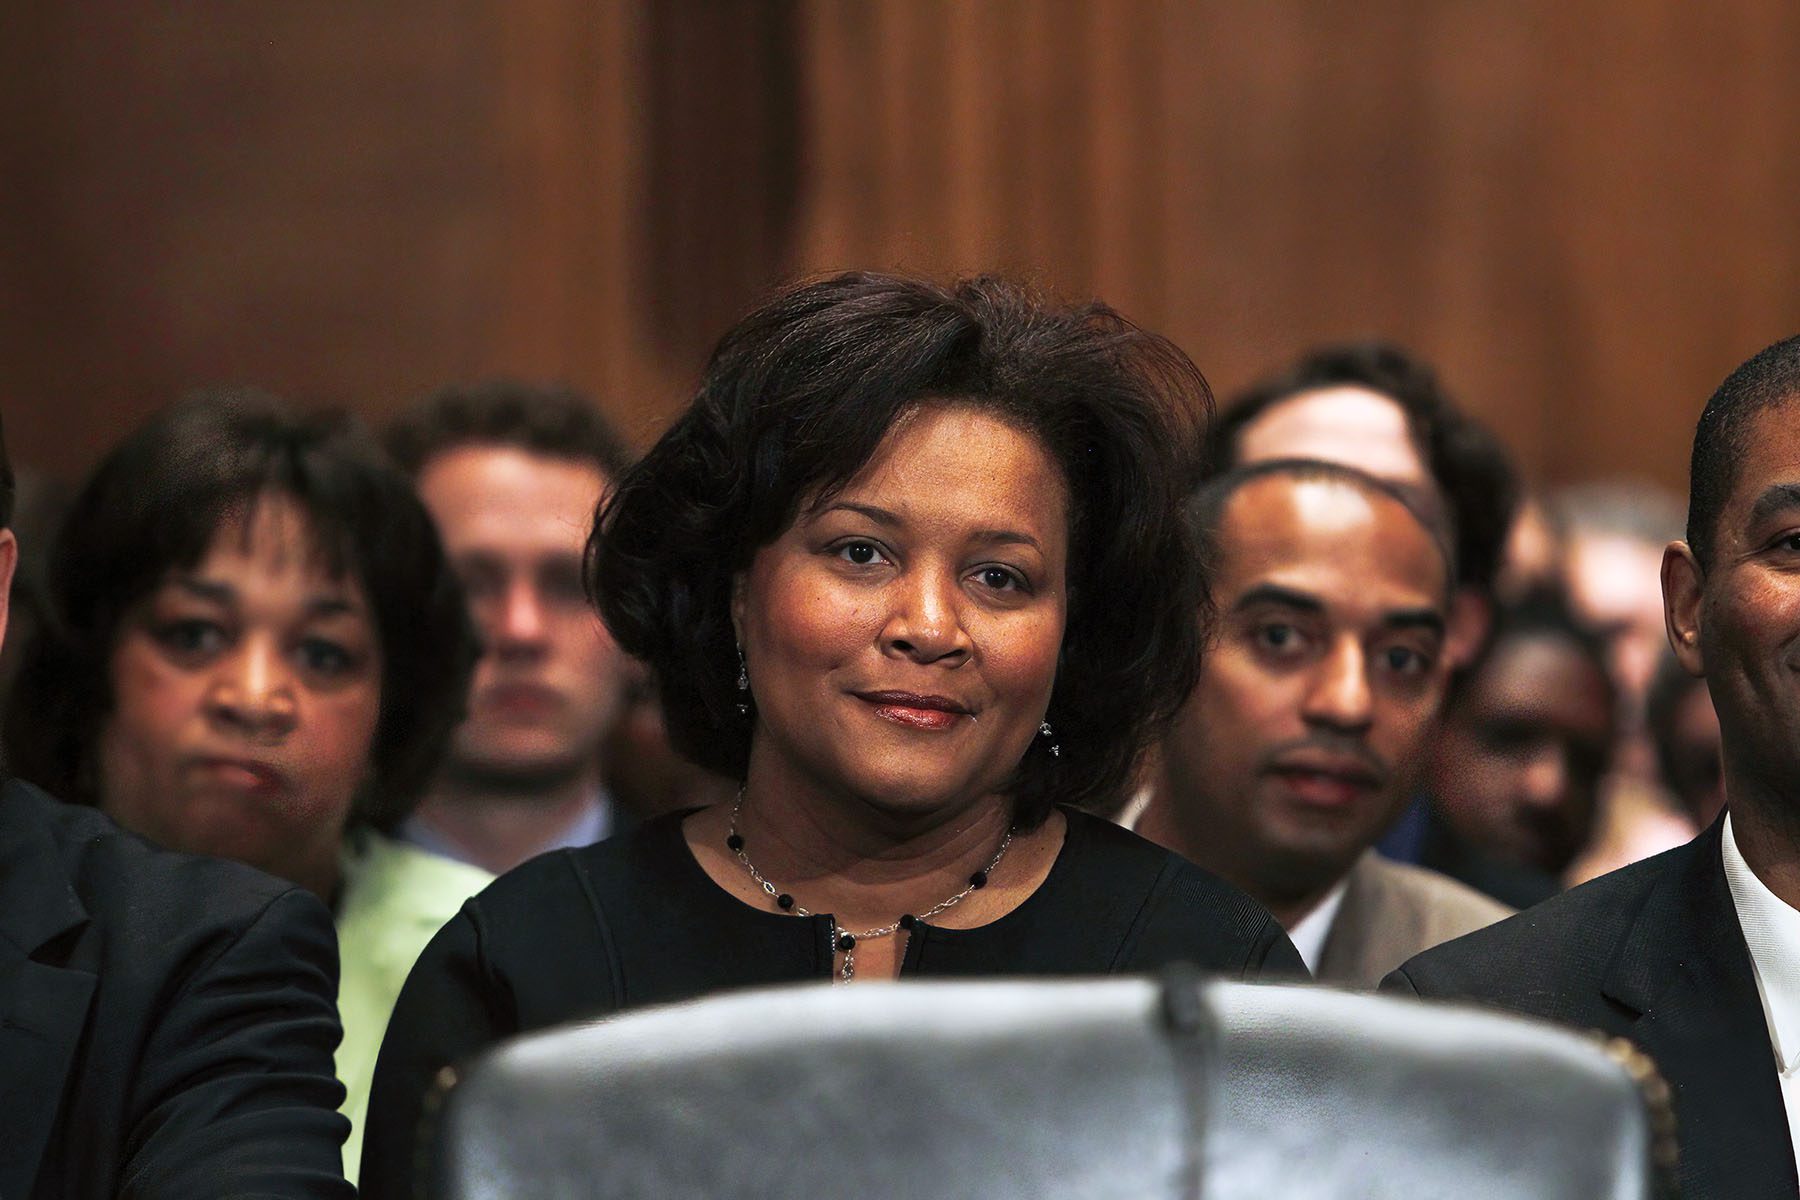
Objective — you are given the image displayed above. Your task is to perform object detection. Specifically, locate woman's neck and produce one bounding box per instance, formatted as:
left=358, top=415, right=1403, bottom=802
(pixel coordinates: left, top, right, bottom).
left=745, top=780, right=1013, bottom=925
left=684, top=775, right=1065, bottom=937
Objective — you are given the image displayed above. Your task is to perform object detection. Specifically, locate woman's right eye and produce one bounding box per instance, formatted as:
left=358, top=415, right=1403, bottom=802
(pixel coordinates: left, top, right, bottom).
left=835, top=540, right=888, bottom=566
left=154, top=619, right=226, bottom=657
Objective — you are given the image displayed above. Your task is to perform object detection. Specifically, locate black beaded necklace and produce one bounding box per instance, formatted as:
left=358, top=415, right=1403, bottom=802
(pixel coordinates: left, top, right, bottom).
left=725, top=790, right=1015, bottom=982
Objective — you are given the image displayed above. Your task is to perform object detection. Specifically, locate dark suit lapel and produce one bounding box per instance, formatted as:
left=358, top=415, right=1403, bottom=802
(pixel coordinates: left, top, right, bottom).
left=1602, top=821, right=1797, bottom=1199
left=0, top=784, right=97, bottom=1200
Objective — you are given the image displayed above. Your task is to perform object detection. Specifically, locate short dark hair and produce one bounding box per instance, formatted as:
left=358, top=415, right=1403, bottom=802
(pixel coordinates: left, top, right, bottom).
left=0, top=408, right=14, bottom=530
left=1185, top=458, right=1457, bottom=620
left=1211, top=342, right=1519, bottom=596
left=4, top=389, right=479, bottom=830
left=591, top=271, right=1211, bottom=828
left=1687, top=334, right=1800, bottom=569
left=384, top=379, right=633, bottom=481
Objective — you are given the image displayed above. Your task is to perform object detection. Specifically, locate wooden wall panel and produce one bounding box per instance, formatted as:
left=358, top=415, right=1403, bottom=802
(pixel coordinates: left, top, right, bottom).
left=0, top=2, right=516, bottom=469
left=2, top=1, right=1798, bottom=494
left=1530, top=0, right=1800, bottom=484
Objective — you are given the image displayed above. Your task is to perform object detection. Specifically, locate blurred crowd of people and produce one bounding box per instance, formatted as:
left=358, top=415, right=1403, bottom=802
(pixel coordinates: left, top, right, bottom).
left=5, top=268, right=1789, bottom=1199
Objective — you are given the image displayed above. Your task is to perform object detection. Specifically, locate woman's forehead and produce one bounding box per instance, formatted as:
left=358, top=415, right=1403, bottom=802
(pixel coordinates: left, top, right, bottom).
left=813, top=407, right=1066, bottom=525
left=178, top=493, right=362, bottom=594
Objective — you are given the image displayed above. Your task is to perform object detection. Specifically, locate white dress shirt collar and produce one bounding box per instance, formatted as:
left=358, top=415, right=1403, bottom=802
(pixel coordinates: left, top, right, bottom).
left=1286, top=876, right=1351, bottom=976
left=1722, top=813, right=1800, bottom=1074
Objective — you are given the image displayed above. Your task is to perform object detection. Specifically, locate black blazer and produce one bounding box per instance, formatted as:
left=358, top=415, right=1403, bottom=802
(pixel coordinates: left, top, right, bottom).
left=361, top=807, right=1301, bottom=1197
left=0, top=779, right=354, bottom=1199
left=1385, top=819, right=1796, bottom=1199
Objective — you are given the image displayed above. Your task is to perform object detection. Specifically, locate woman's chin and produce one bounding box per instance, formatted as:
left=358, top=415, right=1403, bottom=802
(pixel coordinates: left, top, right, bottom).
left=839, top=772, right=1008, bottom=824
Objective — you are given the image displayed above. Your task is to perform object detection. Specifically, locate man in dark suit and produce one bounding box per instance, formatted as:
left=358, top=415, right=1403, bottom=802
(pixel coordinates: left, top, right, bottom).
left=1387, top=334, right=1800, bottom=1198
left=0, top=412, right=353, bottom=1198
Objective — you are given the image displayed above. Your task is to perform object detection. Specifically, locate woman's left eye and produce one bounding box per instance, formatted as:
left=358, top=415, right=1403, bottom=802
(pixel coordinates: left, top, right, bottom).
left=974, top=566, right=1023, bottom=592
left=297, top=639, right=355, bottom=676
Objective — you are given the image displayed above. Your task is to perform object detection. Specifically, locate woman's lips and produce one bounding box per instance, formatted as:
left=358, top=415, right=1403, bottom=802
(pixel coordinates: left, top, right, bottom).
left=854, top=691, right=972, bottom=731
left=191, top=757, right=291, bottom=793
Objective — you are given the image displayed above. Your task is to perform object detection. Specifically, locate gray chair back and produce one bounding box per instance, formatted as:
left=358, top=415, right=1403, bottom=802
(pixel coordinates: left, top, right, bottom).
left=429, top=974, right=1663, bottom=1199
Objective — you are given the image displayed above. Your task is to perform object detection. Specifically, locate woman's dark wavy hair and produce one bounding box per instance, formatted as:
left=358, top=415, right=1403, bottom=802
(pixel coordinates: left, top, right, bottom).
left=591, top=271, right=1211, bottom=828
left=3, top=390, right=479, bottom=831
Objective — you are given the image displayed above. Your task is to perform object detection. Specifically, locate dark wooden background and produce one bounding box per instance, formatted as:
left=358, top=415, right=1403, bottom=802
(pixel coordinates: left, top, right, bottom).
left=4, top=1, right=1798, bottom=490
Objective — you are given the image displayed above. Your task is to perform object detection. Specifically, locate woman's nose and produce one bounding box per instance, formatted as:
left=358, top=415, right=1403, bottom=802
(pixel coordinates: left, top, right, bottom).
left=881, top=572, right=972, bottom=664
left=204, top=639, right=299, bottom=739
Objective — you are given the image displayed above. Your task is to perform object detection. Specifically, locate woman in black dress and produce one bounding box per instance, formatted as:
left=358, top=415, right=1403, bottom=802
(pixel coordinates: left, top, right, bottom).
left=361, top=272, right=1300, bottom=1194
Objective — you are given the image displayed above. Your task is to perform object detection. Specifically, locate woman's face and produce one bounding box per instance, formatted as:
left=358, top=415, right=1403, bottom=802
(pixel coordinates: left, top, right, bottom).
left=733, top=403, right=1069, bottom=820
left=98, top=496, right=382, bottom=894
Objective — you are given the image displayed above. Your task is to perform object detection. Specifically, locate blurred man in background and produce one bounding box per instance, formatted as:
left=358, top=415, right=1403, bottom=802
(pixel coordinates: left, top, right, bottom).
left=386, top=382, right=635, bottom=874
left=1646, top=650, right=1725, bottom=831
left=1421, top=588, right=1618, bottom=907
left=1551, top=481, right=1697, bottom=882
left=1135, top=460, right=1509, bottom=985
left=1553, top=480, right=1688, bottom=754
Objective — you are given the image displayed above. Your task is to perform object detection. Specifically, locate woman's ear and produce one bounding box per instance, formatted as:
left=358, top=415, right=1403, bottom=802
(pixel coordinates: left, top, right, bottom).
left=1662, top=541, right=1706, bottom=677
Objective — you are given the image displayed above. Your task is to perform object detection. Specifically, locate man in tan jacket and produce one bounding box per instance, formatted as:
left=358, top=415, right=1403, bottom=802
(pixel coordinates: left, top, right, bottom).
left=1134, top=458, right=1508, bottom=985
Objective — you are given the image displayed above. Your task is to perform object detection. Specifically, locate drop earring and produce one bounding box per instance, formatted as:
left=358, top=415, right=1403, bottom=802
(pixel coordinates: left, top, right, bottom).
left=1039, top=720, right=1060, bottom=758
left=736, top=646, right=751, bottom=717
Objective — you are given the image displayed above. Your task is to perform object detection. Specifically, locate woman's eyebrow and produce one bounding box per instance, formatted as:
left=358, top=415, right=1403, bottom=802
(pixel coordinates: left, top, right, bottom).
left=305, top=595, right=363, bottom=619
left=969, top=529, right=1043, bottom=552
left=819, top=503, right=1043, bottom=552
left=168, top=575, right=362, bottom=617
left=819, top=501, right=902, bottom=527
left=169, top=576, right=234, bottom=604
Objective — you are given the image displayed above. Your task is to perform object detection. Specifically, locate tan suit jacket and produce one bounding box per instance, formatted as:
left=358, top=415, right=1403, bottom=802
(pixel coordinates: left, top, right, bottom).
left=1316, top=851, right=1512, bottom=988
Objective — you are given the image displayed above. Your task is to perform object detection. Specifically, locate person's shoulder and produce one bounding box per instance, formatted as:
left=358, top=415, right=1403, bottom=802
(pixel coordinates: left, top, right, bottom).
left=1067, top=808, right=1300, bottom=976
left=407, top=810, right=701, bottom=1016
left=1390, top=836, right=1694, bottom=1001
left=19, top=778, right=315, bottom=933
left=1068, top=809, right=1271, bottom=913
left=467, top=808, right=693, bottom=923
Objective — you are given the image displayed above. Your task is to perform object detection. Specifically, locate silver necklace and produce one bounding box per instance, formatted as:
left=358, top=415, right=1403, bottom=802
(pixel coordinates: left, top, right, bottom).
left=726, top=790, right=1015, bottom=982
